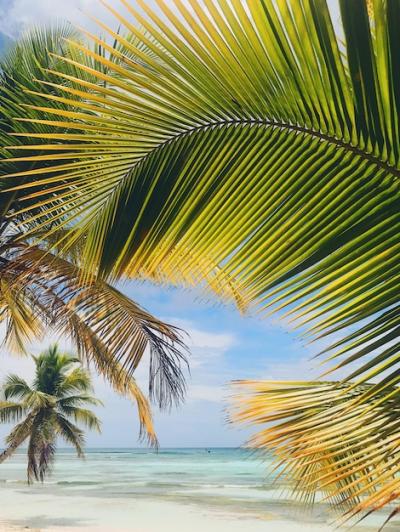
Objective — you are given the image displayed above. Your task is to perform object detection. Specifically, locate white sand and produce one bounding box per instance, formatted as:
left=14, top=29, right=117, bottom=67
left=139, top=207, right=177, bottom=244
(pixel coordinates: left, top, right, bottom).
left=0, top=485, right=394, bottom=532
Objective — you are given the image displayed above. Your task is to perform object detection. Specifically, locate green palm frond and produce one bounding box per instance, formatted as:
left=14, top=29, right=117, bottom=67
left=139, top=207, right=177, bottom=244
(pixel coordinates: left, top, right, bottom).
left=3, top=375, right=32, bottom=400
left=61, top=407, right=101, bottom=432
left=3, top=0, right=399, bottom=393
left=3, top=0, right=400, bottom=519
left=54, top=413, right=85, bottom=457
left=1, top=412, right=35, bottom=463
left=55, top=368, right=93, bottom=397
left=26, top=411, right=56, bottom=483
left=57, top=394, right=103, bottom=408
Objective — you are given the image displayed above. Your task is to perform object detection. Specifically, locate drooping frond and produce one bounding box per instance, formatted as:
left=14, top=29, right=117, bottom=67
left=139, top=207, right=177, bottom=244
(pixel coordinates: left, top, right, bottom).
left=60, top=407, right=101, bottom=432
left=0, top=242, right=186, bottom=409
left=0, top=401, right=23, bottom=423
left=231, top=380, right=400, bottom=526
left=54, top=413, right=85, bottom=458
left=1, top=411, right=35, bottom=462
left=26, top=411, right=56, bottom=483
left=0, top=277, right=43, bottom=353
left=57, top=394, right=102, bottom=408
left=3, top=374, right=32, bottom=400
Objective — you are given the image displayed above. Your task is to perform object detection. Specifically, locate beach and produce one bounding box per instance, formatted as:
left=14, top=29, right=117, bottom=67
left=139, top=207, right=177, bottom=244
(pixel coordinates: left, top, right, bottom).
left=0, top=449, right=397, bottom=532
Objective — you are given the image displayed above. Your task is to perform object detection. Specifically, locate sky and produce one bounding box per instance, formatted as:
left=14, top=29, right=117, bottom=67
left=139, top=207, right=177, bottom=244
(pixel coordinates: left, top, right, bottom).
left=0, top=0, right=155, bottom=38
left=0, top=0, right=340, bottom=448
left=0, top=281, right=322, bottom=448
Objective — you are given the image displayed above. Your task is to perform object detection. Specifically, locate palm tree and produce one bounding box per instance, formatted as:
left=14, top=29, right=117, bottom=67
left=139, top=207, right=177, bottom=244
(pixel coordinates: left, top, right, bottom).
left=0, top=26, right=190, bottom=445
left=0, top=344, right=101, bottom=483
left=2, top=0, right=400, bottom=526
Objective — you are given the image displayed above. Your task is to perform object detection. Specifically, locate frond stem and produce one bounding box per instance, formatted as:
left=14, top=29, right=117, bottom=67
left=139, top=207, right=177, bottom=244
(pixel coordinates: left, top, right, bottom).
left=134, top=118, right=400, bottom=185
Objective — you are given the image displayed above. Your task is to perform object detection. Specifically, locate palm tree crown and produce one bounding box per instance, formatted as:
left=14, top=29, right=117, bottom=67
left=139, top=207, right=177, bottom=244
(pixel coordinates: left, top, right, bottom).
left=0, top=344, right=101, bottom=482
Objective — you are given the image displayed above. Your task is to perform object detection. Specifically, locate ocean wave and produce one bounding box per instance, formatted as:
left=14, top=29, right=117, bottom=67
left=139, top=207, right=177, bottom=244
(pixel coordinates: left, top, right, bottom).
left=141, top=481, right=266, bottom=490
left=57, top=481, right=100, bottom=486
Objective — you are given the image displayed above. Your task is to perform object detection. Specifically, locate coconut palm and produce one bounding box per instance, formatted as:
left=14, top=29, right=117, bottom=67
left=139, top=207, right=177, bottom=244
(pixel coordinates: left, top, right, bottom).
left=0, top=26, right=190, bottom=445
left=0, top=344, right=101, bottom=483
left=2, top=0, right=400, bottom=526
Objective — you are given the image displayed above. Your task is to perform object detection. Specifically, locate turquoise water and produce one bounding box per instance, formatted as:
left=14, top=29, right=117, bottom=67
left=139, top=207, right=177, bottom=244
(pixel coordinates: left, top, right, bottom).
left=0, top=448, right=397, bottom=530
left=0, top=448, right=275, bottom=507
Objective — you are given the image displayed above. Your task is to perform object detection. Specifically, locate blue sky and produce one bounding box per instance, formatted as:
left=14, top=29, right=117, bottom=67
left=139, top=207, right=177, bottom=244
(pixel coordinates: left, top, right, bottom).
left=0, top=0, right=339, bottom=448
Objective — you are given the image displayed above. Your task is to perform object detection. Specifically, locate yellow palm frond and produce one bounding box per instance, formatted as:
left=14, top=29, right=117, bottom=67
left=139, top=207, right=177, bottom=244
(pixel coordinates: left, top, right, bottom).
left=231, top=380, right=400, bottom=526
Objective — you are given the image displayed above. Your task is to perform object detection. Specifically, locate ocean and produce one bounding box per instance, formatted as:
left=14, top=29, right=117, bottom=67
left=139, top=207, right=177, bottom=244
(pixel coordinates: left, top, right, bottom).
left=0, top=448, right=397, bottom=531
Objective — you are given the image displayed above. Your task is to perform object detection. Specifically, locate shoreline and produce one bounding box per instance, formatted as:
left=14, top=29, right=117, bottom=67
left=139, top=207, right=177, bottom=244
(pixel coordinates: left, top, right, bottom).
left=0, top=450, right=398, bottom=532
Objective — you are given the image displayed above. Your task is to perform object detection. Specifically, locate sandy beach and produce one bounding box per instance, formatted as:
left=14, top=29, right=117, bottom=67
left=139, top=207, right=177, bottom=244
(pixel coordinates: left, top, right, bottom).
left=0, top=449, right=398, bottom=532
left=0, top=493, right=392, bottom=532
left=0, top=479, right=397, bottom=532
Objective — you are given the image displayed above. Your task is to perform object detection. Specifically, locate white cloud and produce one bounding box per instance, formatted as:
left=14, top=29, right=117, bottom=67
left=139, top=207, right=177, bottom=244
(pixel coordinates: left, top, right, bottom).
left=170, top=318, right=236, bottom=369
left=0, top=0, right=127, bottom=38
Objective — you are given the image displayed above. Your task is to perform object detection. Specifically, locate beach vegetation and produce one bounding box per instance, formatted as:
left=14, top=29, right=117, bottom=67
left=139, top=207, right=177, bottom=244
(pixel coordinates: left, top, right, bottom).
left=0, top=344, right=101, bottom=482
left=0, top=26, right=189, bottom=446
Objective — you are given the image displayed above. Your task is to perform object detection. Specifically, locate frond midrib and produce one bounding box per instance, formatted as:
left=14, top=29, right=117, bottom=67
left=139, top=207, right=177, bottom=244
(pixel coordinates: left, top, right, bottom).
left=128, top=117, right=400, bottom=184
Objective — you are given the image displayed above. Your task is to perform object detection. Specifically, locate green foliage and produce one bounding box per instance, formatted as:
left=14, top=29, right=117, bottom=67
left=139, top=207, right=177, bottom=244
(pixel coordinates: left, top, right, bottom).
left=0, top=26, right=187, bottom=425
left=0, top=344, right=101, bottom=482
left=1, top=0, right=400, bottom=525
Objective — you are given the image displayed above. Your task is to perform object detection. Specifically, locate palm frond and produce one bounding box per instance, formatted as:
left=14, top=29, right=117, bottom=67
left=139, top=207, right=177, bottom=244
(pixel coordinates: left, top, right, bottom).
left=1, top=411, right=35, bottom=463
left=61, top=407, right=101, bottom=432
left=231, top=380, right=400, bottom=526
left=57, top=394, right=103, bottom=408
left=2, top=0, right=399, bottom=394
left=0, top=242, right=187, bottom=409
left=0, top=401, right=23, bottom=423
left=26, top=412, right=56, bottom=483
left=54, top=413, right=85, bottom=458
left=55, top=367, right=93, bottom=397
left=0, top=278, right=43, bottom=353
left=3, top=374, right=32, bottom=400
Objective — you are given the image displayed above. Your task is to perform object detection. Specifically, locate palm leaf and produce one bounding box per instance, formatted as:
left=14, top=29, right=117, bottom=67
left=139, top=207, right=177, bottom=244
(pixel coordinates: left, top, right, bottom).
left=60, top=406, right=101, bottom=432
left=231, top=380, right=400, bottom=526
left=3, top=375, right=32, bottom=400
left=3, top=0, right=400, bottom=520
left=3, top=1, right=398, bottom=384
left=1, top=242, right=187, bottom=409
left=0, top=411, right=35, bottom=463
left=54, top=413, right=85, bottom=457
left=26, top=411, right=56, bottom=483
